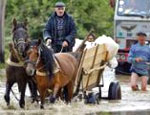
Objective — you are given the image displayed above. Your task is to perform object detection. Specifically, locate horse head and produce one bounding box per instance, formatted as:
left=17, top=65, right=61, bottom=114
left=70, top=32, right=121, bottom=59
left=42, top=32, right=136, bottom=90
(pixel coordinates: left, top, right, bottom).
left=25, top=39, right=55, bottom=78
left=12, top=18, right=29, bottom=58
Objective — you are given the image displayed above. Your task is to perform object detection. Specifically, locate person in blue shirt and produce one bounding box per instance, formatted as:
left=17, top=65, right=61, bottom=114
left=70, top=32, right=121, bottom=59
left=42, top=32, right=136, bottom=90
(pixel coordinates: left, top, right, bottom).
left=128, top=32, right=150, bottom=91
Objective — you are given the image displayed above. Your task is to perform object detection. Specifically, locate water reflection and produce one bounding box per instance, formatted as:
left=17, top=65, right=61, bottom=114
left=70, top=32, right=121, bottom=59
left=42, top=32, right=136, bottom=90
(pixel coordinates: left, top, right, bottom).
left=96, top=111, right=150, bottom=115
left=1, top=111, right=150, bottom=115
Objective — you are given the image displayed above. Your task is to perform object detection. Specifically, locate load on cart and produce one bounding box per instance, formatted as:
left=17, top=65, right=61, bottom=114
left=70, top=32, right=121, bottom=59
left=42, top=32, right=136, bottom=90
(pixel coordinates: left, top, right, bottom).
left=73, top=35, right=121, bottom=104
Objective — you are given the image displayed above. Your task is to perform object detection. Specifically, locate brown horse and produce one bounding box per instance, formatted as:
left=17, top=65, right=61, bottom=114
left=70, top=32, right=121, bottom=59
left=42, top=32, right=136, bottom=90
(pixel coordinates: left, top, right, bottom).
left=4, top=18, right=37, bottom=108
left=25, top=40, right=78, bottom=109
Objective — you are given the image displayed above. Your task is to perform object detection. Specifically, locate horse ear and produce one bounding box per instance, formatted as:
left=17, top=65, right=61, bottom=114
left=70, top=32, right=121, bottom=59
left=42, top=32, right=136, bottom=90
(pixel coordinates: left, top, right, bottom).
left=26, top=39, right=31, bottom=46
left=24, top=19, right=28, bottom=27
left=12, top=18, right=17, bottom=27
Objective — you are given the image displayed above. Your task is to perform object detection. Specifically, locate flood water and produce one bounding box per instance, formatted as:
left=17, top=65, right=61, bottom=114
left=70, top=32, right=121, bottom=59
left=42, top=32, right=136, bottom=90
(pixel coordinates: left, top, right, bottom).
left=1, top=67, right=150, bottom=115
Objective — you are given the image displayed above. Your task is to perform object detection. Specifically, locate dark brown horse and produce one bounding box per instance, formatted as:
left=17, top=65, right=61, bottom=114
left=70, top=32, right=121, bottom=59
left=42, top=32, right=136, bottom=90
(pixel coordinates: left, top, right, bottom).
left=25, top=40, right=78, bottom=109
left=4, top=18, right=37, bottom=108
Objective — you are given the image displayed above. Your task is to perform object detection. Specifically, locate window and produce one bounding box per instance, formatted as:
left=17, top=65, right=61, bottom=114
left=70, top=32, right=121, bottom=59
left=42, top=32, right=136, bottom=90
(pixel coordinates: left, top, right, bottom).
left=117, top=0, right=150, bottom=17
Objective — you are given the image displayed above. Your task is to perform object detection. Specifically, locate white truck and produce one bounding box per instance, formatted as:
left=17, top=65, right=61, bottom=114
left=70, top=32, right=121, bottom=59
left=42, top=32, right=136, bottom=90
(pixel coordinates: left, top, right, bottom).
left=111, top=0, right=150, bottom=73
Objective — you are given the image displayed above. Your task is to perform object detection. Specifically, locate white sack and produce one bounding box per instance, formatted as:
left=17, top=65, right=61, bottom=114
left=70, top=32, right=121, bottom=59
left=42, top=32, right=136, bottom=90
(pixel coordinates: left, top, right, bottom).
left=73, top=39, right=83, bottom=52
left=94, top=35, right=119, bottom=61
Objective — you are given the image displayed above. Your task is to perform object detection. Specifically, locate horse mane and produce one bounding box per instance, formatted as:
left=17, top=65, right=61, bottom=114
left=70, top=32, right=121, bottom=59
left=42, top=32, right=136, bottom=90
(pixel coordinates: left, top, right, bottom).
left=40, top=43, right=55, bottom=79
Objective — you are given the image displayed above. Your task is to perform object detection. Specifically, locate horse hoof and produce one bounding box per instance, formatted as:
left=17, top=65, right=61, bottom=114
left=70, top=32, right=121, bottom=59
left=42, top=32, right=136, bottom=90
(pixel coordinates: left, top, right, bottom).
left=49, top=96, right=56, bottom=103
left=20, top=104, right=25, bottom=108
left=19, top=101, right=25, bottom=108
left=36, top=99, right=39, bottom=104
left=31, top=99, right=35, bottom=103
left=40, top=105, right=44, bottom=109
left=4, top=95, right=10, bottom=106
left=31, top=98, right=39, bottom=104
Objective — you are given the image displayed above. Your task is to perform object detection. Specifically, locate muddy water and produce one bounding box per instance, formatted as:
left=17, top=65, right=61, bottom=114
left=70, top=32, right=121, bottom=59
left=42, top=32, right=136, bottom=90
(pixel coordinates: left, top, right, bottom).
left=1, top=67, right=150, bottom=115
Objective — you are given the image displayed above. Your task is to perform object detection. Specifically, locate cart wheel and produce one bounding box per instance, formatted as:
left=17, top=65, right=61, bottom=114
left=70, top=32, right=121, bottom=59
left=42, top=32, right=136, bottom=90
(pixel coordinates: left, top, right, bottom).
left=108, top=82, right=121, bottom=100
left=84, top=92, right=99, bottom=104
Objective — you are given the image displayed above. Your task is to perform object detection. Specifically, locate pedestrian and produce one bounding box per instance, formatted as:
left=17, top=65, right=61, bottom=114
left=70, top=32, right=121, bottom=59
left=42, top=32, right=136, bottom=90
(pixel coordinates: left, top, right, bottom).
left=128, top=32, right=150, bottom=91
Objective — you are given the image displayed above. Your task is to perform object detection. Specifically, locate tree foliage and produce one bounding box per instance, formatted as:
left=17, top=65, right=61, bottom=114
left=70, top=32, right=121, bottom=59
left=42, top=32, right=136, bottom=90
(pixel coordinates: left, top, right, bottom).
left=5, top=0, right=114, bottom=39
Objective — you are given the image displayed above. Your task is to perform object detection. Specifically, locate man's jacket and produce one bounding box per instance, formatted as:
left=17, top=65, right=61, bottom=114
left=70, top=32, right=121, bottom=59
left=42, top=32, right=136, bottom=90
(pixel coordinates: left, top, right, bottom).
left=43, top=12, right=76, bottom=48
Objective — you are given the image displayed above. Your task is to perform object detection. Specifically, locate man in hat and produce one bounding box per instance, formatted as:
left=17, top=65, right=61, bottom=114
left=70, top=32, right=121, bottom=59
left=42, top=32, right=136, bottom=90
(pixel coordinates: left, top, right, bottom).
left=43, top=1, right=76, bottom=53
left=128, top=32, right=150, bottom=91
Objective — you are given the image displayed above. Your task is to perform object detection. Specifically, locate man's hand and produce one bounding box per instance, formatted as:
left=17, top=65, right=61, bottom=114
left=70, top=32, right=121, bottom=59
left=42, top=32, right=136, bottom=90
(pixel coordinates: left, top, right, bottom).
left=62, top=41, right=68, bottom=47
left=46, top=39, right=52, bottom=46
left=135, top=57, right=143, bottom=62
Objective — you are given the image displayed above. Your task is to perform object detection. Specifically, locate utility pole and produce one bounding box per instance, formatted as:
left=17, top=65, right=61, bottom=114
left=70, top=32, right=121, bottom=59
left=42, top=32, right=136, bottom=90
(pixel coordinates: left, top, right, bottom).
left=0, top=0, right=6, bottom=63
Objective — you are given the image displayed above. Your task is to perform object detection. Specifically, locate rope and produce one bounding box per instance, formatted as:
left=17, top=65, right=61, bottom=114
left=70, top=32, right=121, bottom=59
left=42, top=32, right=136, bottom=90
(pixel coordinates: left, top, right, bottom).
left=59, top=46, right=64, bottom=53
left=7, top=43, right=24, bottom=67
left=11, top=89, right=19, bottom=102
left=13, top=45, right=24, bottom=62
left=83, top=63, right=108, bottom=75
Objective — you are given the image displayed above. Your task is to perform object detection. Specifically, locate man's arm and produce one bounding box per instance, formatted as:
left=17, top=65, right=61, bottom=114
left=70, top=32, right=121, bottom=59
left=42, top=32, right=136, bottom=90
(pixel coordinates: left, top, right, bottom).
left=43, top=17, right=52, bottom=42
left=64, top=17, right=76, bottom=46
left=128, top=45, right=136, bottom=63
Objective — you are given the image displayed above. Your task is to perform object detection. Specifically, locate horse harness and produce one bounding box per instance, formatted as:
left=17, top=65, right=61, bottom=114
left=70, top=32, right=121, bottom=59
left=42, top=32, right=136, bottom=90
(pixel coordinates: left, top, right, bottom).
left=36, top=56, right=61, bottom=77
left=6, top=43, right=24, bottom=67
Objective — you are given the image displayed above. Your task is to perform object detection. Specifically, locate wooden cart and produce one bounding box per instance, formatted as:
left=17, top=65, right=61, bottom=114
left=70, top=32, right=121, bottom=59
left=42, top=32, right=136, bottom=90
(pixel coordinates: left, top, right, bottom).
left=74, top=44, right=121, bottom=103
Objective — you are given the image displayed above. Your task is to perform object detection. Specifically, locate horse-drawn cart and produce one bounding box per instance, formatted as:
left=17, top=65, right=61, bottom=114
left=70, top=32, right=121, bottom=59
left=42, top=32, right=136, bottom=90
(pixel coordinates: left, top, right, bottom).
left=74, top=44, right=121, bottom=103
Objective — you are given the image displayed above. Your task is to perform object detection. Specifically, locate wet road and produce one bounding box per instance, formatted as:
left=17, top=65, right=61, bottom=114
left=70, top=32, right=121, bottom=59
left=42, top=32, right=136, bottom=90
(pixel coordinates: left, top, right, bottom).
left=0, top=67, right=150, bottom=115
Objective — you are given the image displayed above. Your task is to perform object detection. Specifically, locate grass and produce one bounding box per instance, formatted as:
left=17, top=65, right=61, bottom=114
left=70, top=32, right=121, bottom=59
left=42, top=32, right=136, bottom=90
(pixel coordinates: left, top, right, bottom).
left=0, top=63, right=6, bottom=69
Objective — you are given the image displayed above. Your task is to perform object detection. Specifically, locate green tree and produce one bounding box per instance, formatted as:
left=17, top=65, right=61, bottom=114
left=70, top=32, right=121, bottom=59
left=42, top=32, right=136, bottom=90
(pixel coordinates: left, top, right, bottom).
left=5, top=0, right=114, bottom=39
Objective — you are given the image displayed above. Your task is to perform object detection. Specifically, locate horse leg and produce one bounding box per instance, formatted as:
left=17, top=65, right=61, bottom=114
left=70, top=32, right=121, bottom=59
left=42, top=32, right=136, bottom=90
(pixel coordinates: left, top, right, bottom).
left=63, top=86, right=68, bottom=102
left=28, top=79, right=38, bottom=103
left=50, top=84, right=59, bottom=103
left=4, top=81, right=14, bottom=106
left=57, top=88, right=63, bottom=100
left=65, top=81, right=74, bottom=103
left=37, top=85, right=47, bottom=109
left=18, top=82, right=26, bottom=108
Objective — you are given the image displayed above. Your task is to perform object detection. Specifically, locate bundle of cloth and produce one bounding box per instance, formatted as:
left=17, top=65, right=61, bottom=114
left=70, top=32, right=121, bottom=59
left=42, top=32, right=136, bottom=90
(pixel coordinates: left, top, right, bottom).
left=73, top=35, right=119, bottom=68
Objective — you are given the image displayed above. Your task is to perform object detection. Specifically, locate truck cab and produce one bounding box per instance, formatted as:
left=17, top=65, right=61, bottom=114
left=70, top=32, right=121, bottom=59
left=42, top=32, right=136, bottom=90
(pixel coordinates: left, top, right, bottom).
left=114, top=0, right=150, bottom=73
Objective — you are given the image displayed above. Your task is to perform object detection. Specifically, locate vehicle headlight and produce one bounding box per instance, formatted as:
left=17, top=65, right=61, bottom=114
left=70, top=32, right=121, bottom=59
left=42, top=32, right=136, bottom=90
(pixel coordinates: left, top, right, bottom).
left=120, top=55, right=126, bottom=60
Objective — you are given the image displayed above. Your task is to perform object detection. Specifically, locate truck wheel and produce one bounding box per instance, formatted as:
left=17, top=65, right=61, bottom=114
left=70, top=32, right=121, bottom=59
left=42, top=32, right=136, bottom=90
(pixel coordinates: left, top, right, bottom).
left=108, top=82, right=121, bottom=100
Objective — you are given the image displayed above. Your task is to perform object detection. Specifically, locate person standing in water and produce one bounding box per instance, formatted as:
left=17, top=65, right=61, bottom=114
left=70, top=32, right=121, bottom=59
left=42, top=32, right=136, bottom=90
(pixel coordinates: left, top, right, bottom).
left=128, top=32, right=150, bottom=91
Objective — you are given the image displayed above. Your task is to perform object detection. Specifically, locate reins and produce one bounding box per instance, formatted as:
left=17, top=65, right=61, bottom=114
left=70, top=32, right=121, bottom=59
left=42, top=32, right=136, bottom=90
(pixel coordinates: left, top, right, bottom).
left=16, top=40, right=26, bottom=47
left=59, top=46, right=64, bottom=53
left=7, top=43, right=24, bottom=67
left=47, top=43, right=64, bottom=53
left=11, top=89, right=20, bottom=102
